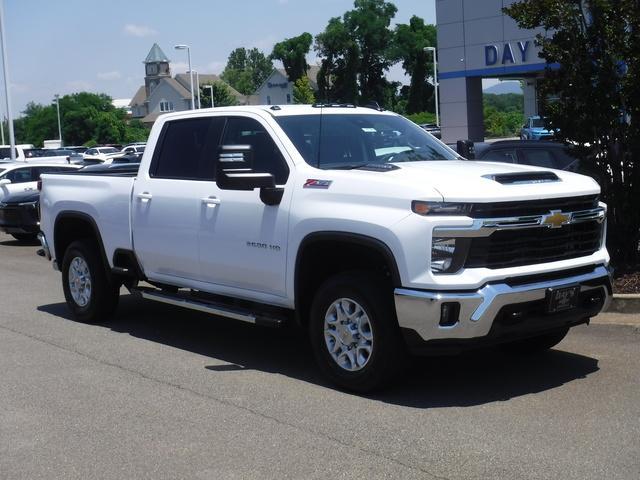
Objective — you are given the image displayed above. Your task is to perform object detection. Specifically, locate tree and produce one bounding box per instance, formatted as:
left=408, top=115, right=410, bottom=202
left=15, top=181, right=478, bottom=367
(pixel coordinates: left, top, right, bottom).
left=14, top=92, right=149, bottom=146
left=199, top=82, right=238, bottom=108
left=392, top=16, right=437, bottom=114
left=221, top=47, right=273, bottom=95
left=504, top=0, right=640, bottom=269
left=293, top=77, right=316, bottom=104
left=271, top=32, right=313, bottom=82
left=315, top=0, right=397, bottom=105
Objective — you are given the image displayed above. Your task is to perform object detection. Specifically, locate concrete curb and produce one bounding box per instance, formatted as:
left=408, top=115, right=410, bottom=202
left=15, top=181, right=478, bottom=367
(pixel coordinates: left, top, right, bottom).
left=606, top=294, right=640, bottom=314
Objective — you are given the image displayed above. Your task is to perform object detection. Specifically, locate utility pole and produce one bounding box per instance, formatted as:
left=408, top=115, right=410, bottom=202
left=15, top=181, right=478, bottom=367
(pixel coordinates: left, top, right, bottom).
left=0, top=0, right=16, bottom=160
left=54, top=94, right=63, bottom=146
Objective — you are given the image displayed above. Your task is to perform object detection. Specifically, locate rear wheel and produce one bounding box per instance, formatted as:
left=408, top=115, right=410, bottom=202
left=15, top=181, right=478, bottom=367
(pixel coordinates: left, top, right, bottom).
left=61, top=239, right=119, bottom=323
left=11, top=233, right=38, bottom=242
left=308, top=271, right=406, bottom=392
left=500, top=327, right=570, bottom=354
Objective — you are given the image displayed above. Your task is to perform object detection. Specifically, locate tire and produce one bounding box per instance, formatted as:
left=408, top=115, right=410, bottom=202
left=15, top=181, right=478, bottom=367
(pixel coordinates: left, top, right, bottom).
left=308, top=271, right=406, bottom=392
left=61, top=239, right=119, bottom=323
left=500, top=327, right=570, bottom=355
left=11, top=233, right=38, bottom=242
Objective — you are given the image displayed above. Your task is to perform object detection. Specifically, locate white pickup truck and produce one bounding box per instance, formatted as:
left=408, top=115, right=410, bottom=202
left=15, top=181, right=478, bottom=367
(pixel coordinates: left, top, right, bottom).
left=38, top=105, right=612, bottom=391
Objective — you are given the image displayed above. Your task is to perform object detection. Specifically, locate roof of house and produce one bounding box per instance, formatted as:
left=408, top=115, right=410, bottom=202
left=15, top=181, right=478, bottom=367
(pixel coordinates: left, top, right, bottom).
left=144, top=43, right=170, bottom=64
left=130, top=86, right=147, bottom=107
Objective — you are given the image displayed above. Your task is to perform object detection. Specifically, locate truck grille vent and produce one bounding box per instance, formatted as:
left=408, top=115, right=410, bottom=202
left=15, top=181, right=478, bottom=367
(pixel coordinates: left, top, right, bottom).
left=464, top=220, right=603, bottom=269
left=469, top=195, right=599, bottom=218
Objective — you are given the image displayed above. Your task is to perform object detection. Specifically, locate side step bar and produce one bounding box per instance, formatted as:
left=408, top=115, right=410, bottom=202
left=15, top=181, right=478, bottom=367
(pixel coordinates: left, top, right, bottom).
left=130, top=287, right=285, bottom=328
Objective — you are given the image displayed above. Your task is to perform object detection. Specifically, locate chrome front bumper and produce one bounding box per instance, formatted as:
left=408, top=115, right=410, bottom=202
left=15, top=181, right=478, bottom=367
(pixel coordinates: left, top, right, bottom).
left=394, top=265, right=612, bottom=342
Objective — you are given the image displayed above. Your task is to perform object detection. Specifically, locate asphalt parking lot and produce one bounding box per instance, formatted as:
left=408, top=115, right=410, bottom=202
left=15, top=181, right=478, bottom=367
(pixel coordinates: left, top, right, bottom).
left=1, top=232, right=639, bottom=480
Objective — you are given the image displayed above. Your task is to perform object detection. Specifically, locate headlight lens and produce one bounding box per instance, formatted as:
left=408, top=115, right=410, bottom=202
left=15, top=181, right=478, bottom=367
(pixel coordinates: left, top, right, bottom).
left=412, top=201, right=472, bottom=216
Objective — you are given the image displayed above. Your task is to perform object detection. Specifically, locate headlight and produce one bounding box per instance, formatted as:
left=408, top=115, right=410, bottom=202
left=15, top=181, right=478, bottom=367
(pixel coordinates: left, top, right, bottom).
left=412, top=201, right=472, bottom=216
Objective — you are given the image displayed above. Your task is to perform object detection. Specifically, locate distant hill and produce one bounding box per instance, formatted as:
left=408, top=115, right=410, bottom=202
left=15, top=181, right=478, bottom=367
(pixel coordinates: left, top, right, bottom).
left=483, top=81, right=523, bottom=95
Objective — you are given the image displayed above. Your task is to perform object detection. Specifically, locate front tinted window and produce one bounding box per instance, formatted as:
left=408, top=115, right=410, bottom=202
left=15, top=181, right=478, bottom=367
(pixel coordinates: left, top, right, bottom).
left=275, top=114, right=455, bottom=169
left=152, top=117, right=224, bottom=179
left=5, top=167, right=35, bottom=183
left=480, top=149, right=517, bottom=163
left=222, top=117, right=289, bottom=184
left=531, top=118, right=545, bottom=128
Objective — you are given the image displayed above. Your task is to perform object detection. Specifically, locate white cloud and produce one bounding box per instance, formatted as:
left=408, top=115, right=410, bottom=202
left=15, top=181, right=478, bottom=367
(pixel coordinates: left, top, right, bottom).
left=10, top=82, right=29, bottom=93
left=248, top=34, right=278, bottom=52
left=171, top=61, right=189, bottom=74
left=97, top=71, right=122, bottom=81
left=205, top=61, right=225, bottom=74
left=123, top=24, right=157, bottom=37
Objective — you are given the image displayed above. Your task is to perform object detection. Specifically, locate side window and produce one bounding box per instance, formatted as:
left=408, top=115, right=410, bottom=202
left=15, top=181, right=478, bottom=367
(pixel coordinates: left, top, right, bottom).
left=151, top=117, right=224, bottom=180
left=519, top=149, right=558, bottom=169
left=221, top=117, right=290, bottom=184
left=6, top=167, right=35, bottom=183
left=480, top=149, right=517, bottom=163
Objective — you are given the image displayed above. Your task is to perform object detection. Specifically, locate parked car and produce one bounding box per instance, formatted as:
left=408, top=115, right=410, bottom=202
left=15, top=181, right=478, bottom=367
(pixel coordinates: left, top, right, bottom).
left=39, top=105, right=611, bottom=392
left=420, top=123, right=441, bottom=139
left=520, top=115, right=554, bottom=140
left=0, top=189, right=40, bottom=242
left=0, top=144, right=36, bottom=162
left=474, top=140, right=578, bottom=170
left=0, top=163, right=81, bottom=201
left=83, top=146, right=122, bottom=161
left=121, top=144, right=146, bottom=154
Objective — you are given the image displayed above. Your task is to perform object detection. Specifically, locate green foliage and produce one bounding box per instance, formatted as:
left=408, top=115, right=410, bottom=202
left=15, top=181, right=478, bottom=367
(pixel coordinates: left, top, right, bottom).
left=315, top=0, right=397, bottom=105
left=221, top=47, right=273, bottom=95
left=505, top=0, right=640, bottom=268
left=483, top=93, right=524, bottom=138
left=199, top=82, right=238, bottom=108
left=271, top=33, right=313, bottom=82
left=404, top=111, right=436, bottom=125
left=14, top=92, right=149, bottom=147
left=292, top=77, right=316, bottom=104
left=392, top=16, right=436, bottom=114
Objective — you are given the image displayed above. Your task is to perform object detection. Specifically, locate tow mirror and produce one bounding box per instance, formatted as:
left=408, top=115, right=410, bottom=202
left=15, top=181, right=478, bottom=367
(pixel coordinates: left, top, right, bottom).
left=0, top=178, right=11, bottom=186
left=216, top=144, right=284, bottom=205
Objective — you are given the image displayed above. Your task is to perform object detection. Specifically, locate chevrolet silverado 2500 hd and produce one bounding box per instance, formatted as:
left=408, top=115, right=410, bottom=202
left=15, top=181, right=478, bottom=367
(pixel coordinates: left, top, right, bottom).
left=38, top=105, right=612, bottom=391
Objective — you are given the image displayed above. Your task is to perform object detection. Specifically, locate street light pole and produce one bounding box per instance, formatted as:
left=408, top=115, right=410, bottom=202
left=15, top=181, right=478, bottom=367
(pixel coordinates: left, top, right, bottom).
left=174, top=44, right=195, bottom=110
left=194, top=70, right=201, bottom=108
left=0, top=0, right=16, bottom=159
left=206, top=85, right=214, bottom=108
left=54, top=94, right=63, bottom=147
left=424, top=46, right=439, bottom=128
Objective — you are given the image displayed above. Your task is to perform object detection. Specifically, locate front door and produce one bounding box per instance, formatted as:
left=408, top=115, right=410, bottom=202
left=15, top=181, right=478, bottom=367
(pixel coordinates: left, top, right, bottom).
left=198, top=115, right=292, bottom=298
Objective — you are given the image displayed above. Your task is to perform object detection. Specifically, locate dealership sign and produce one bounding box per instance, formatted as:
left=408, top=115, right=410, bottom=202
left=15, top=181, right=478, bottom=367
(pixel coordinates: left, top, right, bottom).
left=485, top=41, right=531, bottom=66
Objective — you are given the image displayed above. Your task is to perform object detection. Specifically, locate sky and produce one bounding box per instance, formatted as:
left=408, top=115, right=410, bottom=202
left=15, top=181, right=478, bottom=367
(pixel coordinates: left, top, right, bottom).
left=1, top=0, right=440, bottom=116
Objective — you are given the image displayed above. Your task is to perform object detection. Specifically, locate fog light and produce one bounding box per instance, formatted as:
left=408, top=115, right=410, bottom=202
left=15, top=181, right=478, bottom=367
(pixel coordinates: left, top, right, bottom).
left=439, top=302, right=460, bottom=327
left=431, top=237, right=456, bottom=273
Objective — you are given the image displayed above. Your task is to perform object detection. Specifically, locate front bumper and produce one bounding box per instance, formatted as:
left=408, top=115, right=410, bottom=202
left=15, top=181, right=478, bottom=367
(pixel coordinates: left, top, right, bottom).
left=395, top=265, right=611, bottom=353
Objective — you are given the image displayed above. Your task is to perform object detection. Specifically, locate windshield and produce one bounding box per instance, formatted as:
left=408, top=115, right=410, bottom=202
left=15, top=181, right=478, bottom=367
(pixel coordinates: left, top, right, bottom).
left=275, top=113, right=456, bottom=169
left=531, top=117, right=546, bottom=128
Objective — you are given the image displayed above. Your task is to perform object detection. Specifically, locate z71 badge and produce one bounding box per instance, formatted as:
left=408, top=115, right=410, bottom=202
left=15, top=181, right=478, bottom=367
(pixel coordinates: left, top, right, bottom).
left=304, top=179, right=332, bottom=189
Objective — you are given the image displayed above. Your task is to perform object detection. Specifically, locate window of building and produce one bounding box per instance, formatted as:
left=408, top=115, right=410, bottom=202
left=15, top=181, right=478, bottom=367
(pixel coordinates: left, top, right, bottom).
left=221, top=117, right=289, bottom=184
left=286, top=94, right=291, bottom=104
left=160, top=100, right=174, bottom=112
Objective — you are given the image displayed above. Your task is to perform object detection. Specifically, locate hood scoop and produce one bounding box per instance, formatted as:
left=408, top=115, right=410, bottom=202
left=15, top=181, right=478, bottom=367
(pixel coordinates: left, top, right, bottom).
left=483, top=171, right=560, bottom=185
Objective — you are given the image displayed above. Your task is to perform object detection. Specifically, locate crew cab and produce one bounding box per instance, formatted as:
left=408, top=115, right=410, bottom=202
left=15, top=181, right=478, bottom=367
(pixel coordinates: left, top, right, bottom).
left=38, top=105, right=612, bottom=391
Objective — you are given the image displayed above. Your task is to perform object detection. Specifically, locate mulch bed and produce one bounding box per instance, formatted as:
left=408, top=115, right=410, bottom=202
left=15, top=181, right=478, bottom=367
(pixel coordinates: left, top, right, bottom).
left=613, top=271, right=640, bottom=294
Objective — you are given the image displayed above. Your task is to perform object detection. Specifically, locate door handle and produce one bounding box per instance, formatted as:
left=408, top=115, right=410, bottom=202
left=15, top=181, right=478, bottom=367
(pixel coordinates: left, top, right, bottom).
left=201, top=196, right=221, bottom=207
left=137, top=192, right=153, bottom=202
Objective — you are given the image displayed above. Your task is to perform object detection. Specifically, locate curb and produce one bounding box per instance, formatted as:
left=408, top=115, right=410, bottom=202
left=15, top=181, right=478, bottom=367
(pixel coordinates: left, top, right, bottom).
left=606, top=294, right=640, bottom=314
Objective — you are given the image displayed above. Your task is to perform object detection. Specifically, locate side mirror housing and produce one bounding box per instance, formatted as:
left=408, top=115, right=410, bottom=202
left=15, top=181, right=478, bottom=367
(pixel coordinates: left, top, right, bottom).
left=0, top=178, right=11, bottom=186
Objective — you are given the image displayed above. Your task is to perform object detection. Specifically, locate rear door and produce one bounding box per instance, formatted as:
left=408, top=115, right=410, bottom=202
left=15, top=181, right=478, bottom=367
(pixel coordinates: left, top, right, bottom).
left=131, top=116, right=225, bottom=282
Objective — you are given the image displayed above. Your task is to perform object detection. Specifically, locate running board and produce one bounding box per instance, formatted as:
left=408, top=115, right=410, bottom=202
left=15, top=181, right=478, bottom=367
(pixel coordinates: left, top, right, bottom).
left=130, top=287, right=285, bottom=328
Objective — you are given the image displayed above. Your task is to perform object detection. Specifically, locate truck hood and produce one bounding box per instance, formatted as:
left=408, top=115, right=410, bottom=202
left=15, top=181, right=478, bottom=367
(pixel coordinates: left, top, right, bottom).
left=388, top=160, right=600, bottom=202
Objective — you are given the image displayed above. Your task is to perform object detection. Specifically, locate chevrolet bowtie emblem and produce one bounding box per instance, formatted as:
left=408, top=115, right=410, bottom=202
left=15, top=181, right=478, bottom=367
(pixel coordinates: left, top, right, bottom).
left=541, top=210, right=571, bottom=228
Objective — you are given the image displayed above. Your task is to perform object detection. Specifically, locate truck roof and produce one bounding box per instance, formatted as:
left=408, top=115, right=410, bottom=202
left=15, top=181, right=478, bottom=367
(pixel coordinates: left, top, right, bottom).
left=158, top=104, right=397, bottom=120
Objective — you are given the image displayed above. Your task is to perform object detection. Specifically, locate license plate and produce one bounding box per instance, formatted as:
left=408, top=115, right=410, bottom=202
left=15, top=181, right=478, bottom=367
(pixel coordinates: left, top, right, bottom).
left=546, top=285, right=581, bottom=313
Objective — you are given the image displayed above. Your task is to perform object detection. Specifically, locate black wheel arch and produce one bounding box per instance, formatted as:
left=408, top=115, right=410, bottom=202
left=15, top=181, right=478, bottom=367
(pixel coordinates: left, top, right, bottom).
left=53, top=211, right=111, bottom=276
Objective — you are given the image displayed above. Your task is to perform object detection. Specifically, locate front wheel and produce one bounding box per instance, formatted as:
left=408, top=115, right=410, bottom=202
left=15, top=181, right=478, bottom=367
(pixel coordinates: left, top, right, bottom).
left=61, top=240, right=119, bottom=323
left=308, top=271, right=406, bottom=392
